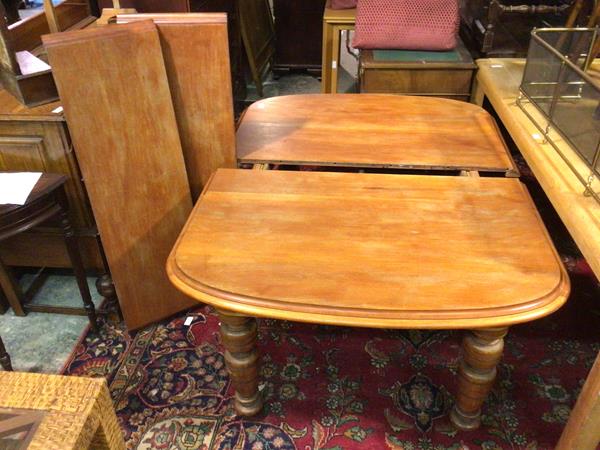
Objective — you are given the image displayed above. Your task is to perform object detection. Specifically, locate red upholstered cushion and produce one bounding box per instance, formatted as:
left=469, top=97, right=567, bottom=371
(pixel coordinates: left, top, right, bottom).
left=352, top=0, right=460, bottom=50
left=331, top=0, right=357, bottom=9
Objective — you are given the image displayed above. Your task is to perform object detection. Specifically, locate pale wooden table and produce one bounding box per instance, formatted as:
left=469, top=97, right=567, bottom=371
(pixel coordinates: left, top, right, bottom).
left=472, top=57, right=600, bottom=450
left=168, top=168, right=569, bottom=431
left=472, top=58, right=600, bottom=277
left=0, top=372, right=125, bottom=449
left=237, top=94, right=518, bottom=176
left=321, top=1, right=355, bottom=93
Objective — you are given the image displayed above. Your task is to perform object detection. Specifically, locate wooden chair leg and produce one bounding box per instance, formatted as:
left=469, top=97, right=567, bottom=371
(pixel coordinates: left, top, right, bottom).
left=0, top=287, right=8, bottom=314
left=57, top=192, right=99, bottom=332
left=451, top=327, right=508, bottom=430
left=0, top=335, right=13, bottom=371
left=0, top=257, right=26, bottom=316
left=217, top=309, right=263, bottom=416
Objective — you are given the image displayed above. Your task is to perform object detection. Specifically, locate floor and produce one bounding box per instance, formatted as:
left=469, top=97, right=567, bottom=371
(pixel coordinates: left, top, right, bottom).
left=0, top=271, right=103, bottom=372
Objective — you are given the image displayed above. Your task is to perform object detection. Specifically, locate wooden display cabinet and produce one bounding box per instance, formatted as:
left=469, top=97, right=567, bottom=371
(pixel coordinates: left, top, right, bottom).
left=0, top=89, right=103, bottom=270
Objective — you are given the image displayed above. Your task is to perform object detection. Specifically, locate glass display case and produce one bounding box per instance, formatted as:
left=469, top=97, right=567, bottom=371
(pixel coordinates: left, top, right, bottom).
left=518, top=27, right=600, bottom=203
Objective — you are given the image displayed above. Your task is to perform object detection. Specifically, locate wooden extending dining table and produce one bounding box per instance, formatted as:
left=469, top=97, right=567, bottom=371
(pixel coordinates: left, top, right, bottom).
left=167, top=168, right=569, bottom=430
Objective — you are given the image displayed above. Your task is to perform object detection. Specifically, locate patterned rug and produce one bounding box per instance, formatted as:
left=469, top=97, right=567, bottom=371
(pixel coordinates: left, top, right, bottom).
left=61, top=156, right=600, bottom=450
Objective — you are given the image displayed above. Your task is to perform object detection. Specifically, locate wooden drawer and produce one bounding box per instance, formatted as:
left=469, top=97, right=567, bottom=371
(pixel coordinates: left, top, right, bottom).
left=359, top=38, right=476, bottom=101
left=360, top=68, right=474, bottom=99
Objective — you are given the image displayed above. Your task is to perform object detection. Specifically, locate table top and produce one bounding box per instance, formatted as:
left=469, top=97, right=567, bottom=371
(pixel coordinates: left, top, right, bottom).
left=475, top=58, right=600, bottom=280
left=236, top=94, right=518, bottom=175
left=168, top=169, right=569, bottom=329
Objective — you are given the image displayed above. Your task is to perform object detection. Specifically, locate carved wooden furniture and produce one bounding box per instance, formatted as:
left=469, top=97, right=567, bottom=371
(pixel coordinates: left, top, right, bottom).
left=0, top=335, right=11, bottom=371
left=556, top=351, right=600, bottom=450
left=115, top=13, right=236, bottom=199
left=461, top=0, right=576, bottom=57
left=358, top=39, right=476, bottom=101
left=168, top=168, right=569, bottom=429
left=44, top=20, right=196, bottom=330
left=321, top=0, right=355, bottom=93
left=0, top=0, right=96, bottom=107
left=0, top=89, right=103, bottom=271
left=272, top=0, right=326, bottom=75
left=238, top=0, right=274, bottom=97
left=0, top=2, right=58, bottom=107
left=0, top=371, right=125, bottom=449
left=0, top=173, right=98, bottom=329
left=236, top=94, right=518, bottom=176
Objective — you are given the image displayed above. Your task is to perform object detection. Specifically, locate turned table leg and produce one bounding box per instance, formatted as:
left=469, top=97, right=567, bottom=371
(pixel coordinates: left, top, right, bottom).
left=217, top=309, right=263, bottom=416
left=58, top=207, right=99, bottom=332
left=55, top=188, right=99, bottom=332
left=0, top=335, right=13, bottom=371
left=451, top=327, right=508, bottom=430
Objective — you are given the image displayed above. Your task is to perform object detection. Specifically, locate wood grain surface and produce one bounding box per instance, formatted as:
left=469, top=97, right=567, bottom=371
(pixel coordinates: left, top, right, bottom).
left=473, top=58, right=600, bottom=281
left=0, top=88, right=63, bottom=121
left=236, top=94, right=518, bottom=175
left=556, top=351, right=600, bottom=449
left=44, top=20, right=196, bottom=330
left=116, top=13, right=236, bottom=199
left=168, top=169, right=569, bottom=329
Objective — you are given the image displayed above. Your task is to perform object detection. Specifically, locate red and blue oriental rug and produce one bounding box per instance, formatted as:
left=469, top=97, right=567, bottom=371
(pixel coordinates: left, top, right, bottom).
left=62, top=276, right=599, bottom=450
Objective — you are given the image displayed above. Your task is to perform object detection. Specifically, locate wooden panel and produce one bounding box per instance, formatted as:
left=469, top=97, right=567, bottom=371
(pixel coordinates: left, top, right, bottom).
left=168, top=169, right=569, bottom=329
left=0, top=135, right=46, bottom=170
left=361, top=68, right=474, bottom=97
left=43, top=20, right=196, bottom=330
left=236, top=94, right=517, bottom=175
left=116, top=13, right=236, bottom=199
left=0, top=233, right=103, bottom=269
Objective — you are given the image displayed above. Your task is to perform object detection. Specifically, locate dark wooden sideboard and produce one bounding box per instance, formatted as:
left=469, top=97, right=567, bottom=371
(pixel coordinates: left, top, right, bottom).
left=272, top=0, right=326, bottom=75
left=0, top=89, right=103, bottom=270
